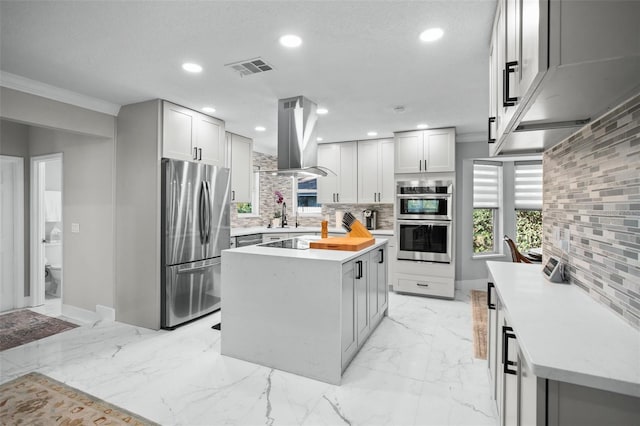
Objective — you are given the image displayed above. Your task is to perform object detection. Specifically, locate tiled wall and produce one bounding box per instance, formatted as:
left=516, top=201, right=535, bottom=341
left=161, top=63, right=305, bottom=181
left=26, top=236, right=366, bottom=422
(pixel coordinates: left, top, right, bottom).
left=543, top=93, right=640, bottom=329
left=231, top=151, right=394, bottom=230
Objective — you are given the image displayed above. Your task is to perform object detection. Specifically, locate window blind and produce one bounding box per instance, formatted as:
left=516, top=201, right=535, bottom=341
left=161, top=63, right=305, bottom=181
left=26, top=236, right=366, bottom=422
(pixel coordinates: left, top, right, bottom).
left=473, top=163, right=501, bottom=208
left=514, top=162, right=543, bottom=210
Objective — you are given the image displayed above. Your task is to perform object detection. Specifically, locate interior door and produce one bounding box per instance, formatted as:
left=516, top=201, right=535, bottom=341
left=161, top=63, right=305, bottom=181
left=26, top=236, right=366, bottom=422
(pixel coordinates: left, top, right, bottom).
left=0, top=156, right=24, bottom=312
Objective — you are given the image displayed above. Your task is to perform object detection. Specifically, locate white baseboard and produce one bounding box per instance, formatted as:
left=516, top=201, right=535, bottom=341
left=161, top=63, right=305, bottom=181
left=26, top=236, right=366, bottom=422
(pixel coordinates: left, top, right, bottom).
left=62, top=304, right=99, bottom=324
left=96, top=304, right=115, bottom=322
left=456, top=279, right=488, bottom=291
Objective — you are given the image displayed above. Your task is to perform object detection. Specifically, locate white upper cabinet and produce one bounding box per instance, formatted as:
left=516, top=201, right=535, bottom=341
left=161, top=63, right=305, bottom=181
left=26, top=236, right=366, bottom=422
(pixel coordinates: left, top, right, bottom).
left=394, top=128, right=455, bottom=173
left=489, top=0, right=640, bottom=155
left=317, top=142, right=358, bottom=204
left=228, top=132, right=253, bottom=203
left=357, top=139, right=394, bottom=203
left=162, top=101, right=225, bottom=167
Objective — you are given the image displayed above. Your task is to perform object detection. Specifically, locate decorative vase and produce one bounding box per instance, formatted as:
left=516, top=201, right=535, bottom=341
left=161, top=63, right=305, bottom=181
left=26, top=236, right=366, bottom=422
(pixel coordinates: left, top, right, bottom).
left=272, top=218, right=280, bottom=228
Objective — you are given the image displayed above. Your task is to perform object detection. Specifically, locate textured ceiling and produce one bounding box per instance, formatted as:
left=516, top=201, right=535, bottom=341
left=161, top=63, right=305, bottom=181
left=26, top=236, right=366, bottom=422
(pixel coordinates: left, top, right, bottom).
left=0, top=0, right=496, bottom=153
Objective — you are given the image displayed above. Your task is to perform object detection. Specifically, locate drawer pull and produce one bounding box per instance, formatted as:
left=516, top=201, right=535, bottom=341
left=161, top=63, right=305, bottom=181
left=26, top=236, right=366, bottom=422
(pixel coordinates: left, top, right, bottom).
left=502, top=325, right=517, bottom=375
left=487, top=282, right=496, bottom=310
left=416, top=283, right=429, bottom=287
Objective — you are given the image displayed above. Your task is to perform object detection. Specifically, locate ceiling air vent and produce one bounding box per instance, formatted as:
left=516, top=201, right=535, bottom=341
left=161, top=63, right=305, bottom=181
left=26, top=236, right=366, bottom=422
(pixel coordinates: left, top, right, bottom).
left=225, top=57, right=274, bottom=77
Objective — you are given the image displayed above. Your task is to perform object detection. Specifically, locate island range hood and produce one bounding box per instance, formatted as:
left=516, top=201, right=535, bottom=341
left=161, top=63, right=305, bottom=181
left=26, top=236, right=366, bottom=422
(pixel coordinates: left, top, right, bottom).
left=273, top=95, right=330, bottom=177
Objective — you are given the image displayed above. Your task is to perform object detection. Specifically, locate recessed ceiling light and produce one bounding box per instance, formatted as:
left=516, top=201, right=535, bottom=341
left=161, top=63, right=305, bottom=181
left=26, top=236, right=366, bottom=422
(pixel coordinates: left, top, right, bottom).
left=202, top=107, right=216, bottom=113
left=317, top=108, right=328, bottom=115
left=255, top=126, right=266, bottom=132
left=419, top=28, right=444, bottom=42
left=279, top=34, right=302, bottom=48
left=316, top=137, right=323, bottom=142
left=182, top=62, right=203, bottom=73
left=367, top=131, right=378, bottom=137
left=417, top=123, right=429, bottom=129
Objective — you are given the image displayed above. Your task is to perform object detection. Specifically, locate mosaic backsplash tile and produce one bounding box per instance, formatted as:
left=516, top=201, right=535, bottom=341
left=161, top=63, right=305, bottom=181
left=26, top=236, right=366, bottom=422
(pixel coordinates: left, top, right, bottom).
left=230, top=151, right=394, bottom=230
left=543, top=92, right=640, bottom=329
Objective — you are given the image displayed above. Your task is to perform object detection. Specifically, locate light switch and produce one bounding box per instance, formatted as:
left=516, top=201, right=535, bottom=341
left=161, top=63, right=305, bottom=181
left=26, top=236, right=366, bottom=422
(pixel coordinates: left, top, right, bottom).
left=71, top=223, right=80, bottom=233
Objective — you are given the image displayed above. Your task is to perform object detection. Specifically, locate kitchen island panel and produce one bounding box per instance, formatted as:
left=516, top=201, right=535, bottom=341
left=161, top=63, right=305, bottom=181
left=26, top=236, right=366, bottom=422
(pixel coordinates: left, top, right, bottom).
left=222, top=251, right=344, bottom=384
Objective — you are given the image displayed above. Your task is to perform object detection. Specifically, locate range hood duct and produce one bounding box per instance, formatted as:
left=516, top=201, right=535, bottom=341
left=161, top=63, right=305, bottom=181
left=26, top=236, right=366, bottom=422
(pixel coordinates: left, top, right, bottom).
left=274, top=96, right=330, bottom=177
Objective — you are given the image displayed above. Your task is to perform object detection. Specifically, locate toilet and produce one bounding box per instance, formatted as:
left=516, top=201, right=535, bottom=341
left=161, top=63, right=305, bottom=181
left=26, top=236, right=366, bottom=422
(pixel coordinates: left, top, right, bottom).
left=45, top=264, right=62, bottom=297
left=44, top=242, right=62, bottom=298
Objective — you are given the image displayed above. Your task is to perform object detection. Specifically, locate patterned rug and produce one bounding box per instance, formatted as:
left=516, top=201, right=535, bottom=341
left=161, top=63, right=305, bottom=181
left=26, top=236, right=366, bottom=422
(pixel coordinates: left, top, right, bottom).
left=470, top=290, right=488, bottom=360
left=0, top=310, right=78, bottom=351
left=0, top=372, right=158, bottom=425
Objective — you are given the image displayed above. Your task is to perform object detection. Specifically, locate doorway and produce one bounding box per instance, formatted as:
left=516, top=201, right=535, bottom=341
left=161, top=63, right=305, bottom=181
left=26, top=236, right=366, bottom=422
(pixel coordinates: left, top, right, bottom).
left=31, top=154, right=63, bottom=309
left=0, top=155, right=25, bottom=313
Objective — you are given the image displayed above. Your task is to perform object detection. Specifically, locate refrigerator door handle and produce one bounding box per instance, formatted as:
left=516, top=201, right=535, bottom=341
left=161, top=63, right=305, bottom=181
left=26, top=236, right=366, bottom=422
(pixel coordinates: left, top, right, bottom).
left=198, top=181, right=206, bottom=244
left=205, top=181, right=212, bottom=243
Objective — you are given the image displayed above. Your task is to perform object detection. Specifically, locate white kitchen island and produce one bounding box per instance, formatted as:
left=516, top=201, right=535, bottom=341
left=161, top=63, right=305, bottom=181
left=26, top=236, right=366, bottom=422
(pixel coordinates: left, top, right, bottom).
left=221, top=236, right=389, bottom=385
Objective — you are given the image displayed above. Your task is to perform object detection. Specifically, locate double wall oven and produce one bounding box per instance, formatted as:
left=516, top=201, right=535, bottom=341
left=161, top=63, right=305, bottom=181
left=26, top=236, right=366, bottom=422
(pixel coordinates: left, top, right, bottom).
left=396, top=180, right=453, bottom=263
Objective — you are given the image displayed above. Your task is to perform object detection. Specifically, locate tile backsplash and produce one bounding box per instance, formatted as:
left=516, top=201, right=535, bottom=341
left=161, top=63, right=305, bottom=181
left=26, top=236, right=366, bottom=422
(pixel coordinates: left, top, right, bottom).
left=543, top=93, right=640, bottom=329
left=230, top=151, right=394, bottom=230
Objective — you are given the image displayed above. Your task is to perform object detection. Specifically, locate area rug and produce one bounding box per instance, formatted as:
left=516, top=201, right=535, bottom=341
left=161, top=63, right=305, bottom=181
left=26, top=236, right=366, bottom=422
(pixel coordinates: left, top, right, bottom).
left=0, top=310, right=78, bottom=351
left=0, top=372, right=159, bottom=425
left=470, top=290, right=488, bottom=360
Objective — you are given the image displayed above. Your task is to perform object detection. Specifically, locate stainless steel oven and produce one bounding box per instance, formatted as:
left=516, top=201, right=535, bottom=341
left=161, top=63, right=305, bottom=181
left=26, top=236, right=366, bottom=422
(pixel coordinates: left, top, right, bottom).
left=396, top=180, right=452, bottom=220
left=396, top=220, right=452, bottom=263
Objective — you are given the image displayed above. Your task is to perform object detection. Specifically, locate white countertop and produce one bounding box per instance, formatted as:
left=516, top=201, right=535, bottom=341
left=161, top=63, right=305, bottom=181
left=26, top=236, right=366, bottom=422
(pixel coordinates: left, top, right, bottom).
left=231, top=226, right=393, bottom=237
left=225, top=235, right=388, bottom=263
left=487, top=261, right=640, bottom=398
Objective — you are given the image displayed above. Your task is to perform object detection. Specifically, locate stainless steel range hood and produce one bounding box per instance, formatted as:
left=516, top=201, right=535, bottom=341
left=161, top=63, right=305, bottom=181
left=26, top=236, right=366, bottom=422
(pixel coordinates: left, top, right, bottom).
left=273, top=96, right=330, bottom=177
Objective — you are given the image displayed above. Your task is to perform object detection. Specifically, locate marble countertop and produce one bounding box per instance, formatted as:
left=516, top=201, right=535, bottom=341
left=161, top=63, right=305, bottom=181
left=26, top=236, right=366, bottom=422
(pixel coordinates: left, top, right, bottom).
left=225, top=235, right=388, bottom=263
left=231, top=226, right=393, bottom=237
left=487, top=261, right=640, bottom=398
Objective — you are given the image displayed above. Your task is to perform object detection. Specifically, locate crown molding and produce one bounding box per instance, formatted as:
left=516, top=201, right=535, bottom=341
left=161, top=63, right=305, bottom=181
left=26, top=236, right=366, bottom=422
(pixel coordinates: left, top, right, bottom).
left=0, top=71, right=121, bottom=116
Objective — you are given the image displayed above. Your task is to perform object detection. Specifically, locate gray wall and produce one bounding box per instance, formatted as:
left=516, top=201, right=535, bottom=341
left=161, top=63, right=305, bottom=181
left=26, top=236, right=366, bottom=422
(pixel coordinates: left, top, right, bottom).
left=543, top=92, right=640, bottom=329
left=29, top=126, right=115, bottom=311
left=0, top=88, right=116, bottom=314
left=0, top=120, right=30, bottom=294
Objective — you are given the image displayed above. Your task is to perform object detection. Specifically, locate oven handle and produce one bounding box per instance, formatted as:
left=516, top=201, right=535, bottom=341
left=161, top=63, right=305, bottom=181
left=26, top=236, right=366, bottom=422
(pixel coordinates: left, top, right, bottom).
left=396, top=193, right=452, bottom=199
left=396, top=219, right=452, bottom=226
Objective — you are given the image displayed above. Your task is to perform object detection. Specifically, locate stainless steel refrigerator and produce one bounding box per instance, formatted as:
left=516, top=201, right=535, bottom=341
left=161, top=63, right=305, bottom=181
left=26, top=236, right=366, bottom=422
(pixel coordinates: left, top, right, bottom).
left=161, top=158, right=230, bottom=329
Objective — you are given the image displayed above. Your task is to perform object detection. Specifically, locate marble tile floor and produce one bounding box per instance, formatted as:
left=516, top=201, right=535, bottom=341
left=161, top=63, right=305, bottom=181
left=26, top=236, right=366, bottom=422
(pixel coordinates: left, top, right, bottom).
left=0, top=290, right=497, bottom=426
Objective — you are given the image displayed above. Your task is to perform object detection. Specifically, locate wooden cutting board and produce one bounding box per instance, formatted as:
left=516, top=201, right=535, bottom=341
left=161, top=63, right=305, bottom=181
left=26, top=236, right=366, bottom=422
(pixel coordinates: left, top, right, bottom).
left=309, top=237, right=375, bottom=251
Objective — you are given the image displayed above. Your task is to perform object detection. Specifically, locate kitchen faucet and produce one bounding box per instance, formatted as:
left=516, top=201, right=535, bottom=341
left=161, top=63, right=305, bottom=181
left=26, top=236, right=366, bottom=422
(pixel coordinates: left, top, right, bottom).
left=280, top=202, right=288, bottom=228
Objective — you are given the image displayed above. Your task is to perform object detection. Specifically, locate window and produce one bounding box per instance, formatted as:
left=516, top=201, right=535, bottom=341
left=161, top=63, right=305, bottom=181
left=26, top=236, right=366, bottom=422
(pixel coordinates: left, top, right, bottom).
left=236, top=170, right=260, bottom=216
left=515, top=162, right=543, bottom=252
left=473, top=162, right=502, bottom=254
left=296, top=177, right=322, bottom=214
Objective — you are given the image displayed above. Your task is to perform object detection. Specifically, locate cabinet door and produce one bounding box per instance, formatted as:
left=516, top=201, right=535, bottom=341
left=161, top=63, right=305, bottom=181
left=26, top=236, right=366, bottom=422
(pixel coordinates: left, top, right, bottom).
left=357, top=140, right=379, bottom=203
left=518, top=350, right=544, bottom=426
left=425, top=129, right=455, bottom=172
left=197, top=114, right=225, bottom=166
left=317, top=144, right=338, bottom=203
left=495, top=0, right=509, bottom=139
left=379, top=139, right=395, bottom=203
left=502, top=0, right=520, bottom=129
left=488, top=283, right=499, bottom=400
left=341, top=261, right=357, bottom=369
left=163, top=102, right=195, bottom=161
left=230, top=134, right=253, bottom=203
left=338, top=142, right=358, bottom=203
left=489, top=23, right=500, bottom=155
left=502, top=319, right=519, bottom=426
left=355, top=255, right=370, bottom=347
left=395, top=132, right=423, bottom=173
left=368, top=249, right=380, bottom=326
left=519, top=0, right=547, bottom=100
left=374, top=246, right=388, bottom=318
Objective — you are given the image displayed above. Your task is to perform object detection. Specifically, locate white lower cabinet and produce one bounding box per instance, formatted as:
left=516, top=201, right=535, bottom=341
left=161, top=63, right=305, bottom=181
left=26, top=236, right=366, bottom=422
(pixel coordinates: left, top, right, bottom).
left=487, top=279, right=640, bottom=426
left=341, top=246, right=388, bottom=370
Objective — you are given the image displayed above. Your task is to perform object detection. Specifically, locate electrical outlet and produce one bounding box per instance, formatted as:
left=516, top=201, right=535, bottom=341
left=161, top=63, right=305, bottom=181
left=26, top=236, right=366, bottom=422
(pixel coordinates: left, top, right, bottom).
left=71, top=223, right=80, bottom=233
